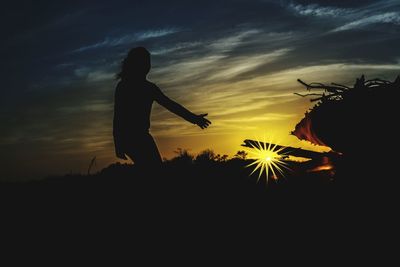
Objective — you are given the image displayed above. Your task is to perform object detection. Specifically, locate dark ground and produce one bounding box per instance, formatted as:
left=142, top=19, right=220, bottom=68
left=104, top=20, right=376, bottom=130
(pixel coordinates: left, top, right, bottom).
left=1, top=157, right=395, bottom=213
left=0, top=157, right=397, bottom=261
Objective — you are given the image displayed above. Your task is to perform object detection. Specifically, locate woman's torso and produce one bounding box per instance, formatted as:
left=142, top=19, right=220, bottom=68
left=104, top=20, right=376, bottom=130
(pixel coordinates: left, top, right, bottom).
left=115, top=79, right=157, bottom=136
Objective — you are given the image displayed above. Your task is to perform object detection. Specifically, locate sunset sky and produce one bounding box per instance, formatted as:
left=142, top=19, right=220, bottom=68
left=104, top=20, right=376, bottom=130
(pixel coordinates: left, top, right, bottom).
left=1, top=0, right=400, bottom=180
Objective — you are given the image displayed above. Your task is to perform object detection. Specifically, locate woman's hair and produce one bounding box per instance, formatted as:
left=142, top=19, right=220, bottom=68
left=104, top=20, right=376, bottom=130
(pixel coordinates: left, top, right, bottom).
left=116, top=47, right=151, bottom=80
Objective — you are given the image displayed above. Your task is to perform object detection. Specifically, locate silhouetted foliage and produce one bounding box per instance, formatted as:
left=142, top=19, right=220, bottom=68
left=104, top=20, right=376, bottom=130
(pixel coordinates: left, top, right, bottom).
left=293, top=75, right=398, bottom=154
left=168, top=148, right=194, bottom=165
left=194, top=149, right=219, bottom=164
left=216, top=154, right=229, bottom=162
left=234, top=150, right=248, bottom=160
left=292, top=75, right=398, bottom=184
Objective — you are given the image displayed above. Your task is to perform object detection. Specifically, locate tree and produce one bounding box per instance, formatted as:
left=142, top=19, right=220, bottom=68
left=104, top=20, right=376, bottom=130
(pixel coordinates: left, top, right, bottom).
left=234, top=150, right=248, bottom=160
left=195, top=149, right=217, bottom=164
left=169, top=148, right=194, bottom=164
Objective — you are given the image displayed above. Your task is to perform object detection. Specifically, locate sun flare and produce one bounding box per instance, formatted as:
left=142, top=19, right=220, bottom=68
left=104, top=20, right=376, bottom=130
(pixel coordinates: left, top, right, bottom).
left=244, top=137, right=291, bottom=183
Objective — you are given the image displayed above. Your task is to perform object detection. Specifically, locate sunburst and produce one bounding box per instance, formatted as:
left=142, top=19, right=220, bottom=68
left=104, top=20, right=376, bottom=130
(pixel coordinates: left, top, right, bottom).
left=244, top=137, right=291, bottom=183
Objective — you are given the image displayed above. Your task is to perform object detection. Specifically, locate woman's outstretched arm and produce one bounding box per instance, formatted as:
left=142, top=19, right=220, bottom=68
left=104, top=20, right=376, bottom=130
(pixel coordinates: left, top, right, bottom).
left=154, top=87, right=211, bottom=129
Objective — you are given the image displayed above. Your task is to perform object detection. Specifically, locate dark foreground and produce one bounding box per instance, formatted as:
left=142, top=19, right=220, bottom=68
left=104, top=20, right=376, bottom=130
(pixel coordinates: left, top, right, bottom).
left=1, top=159, right=395, bottom=213
left=1, top=159, right=397, bottom=260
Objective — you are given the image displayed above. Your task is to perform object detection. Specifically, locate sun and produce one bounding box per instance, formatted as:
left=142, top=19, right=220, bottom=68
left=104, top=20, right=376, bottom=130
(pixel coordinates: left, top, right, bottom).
left=244, top=137, right=291, bottom=183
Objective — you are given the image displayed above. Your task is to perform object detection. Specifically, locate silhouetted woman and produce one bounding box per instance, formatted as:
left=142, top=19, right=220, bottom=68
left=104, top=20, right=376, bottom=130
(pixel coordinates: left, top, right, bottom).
left=113, top=47, right=211, bottom=168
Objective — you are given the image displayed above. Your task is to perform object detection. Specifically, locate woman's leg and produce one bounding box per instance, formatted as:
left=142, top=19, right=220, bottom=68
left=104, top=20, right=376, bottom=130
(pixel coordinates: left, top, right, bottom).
left=125, top=133, right=162, bottom=169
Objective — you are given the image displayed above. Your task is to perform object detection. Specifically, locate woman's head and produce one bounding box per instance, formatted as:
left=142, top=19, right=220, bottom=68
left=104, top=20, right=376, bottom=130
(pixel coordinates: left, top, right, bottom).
left=117, top=47, right=151, bottom=80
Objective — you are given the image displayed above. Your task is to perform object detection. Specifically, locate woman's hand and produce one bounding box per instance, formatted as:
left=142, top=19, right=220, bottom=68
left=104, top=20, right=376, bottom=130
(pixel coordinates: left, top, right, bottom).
left=193, top=113, right=211, bottom=129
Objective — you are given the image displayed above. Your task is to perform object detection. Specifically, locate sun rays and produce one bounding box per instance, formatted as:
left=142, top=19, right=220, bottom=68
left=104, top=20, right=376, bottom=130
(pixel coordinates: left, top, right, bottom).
left=244, top=136, right=291, bottom=184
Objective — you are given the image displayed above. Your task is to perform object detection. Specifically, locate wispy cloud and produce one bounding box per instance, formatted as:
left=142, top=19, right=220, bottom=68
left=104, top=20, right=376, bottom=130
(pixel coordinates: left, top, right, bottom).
left=288, top=1, right=400, bottom=32
left=151, top=29, right=294, bottom=89
left=332, top=12, right=400, bottom=31
left=152, top=42, right=202, bottom=55
left=288, top=3, right=350, bottom=17
left=135, top=28, right=180, bottom=40
left=72, top=28, right=180, bottom=53
left=74, top=66, right=114, bottom=82
left=206, top=48, right=292, bottom=81
left=208, top=29, right=260, bottom=52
